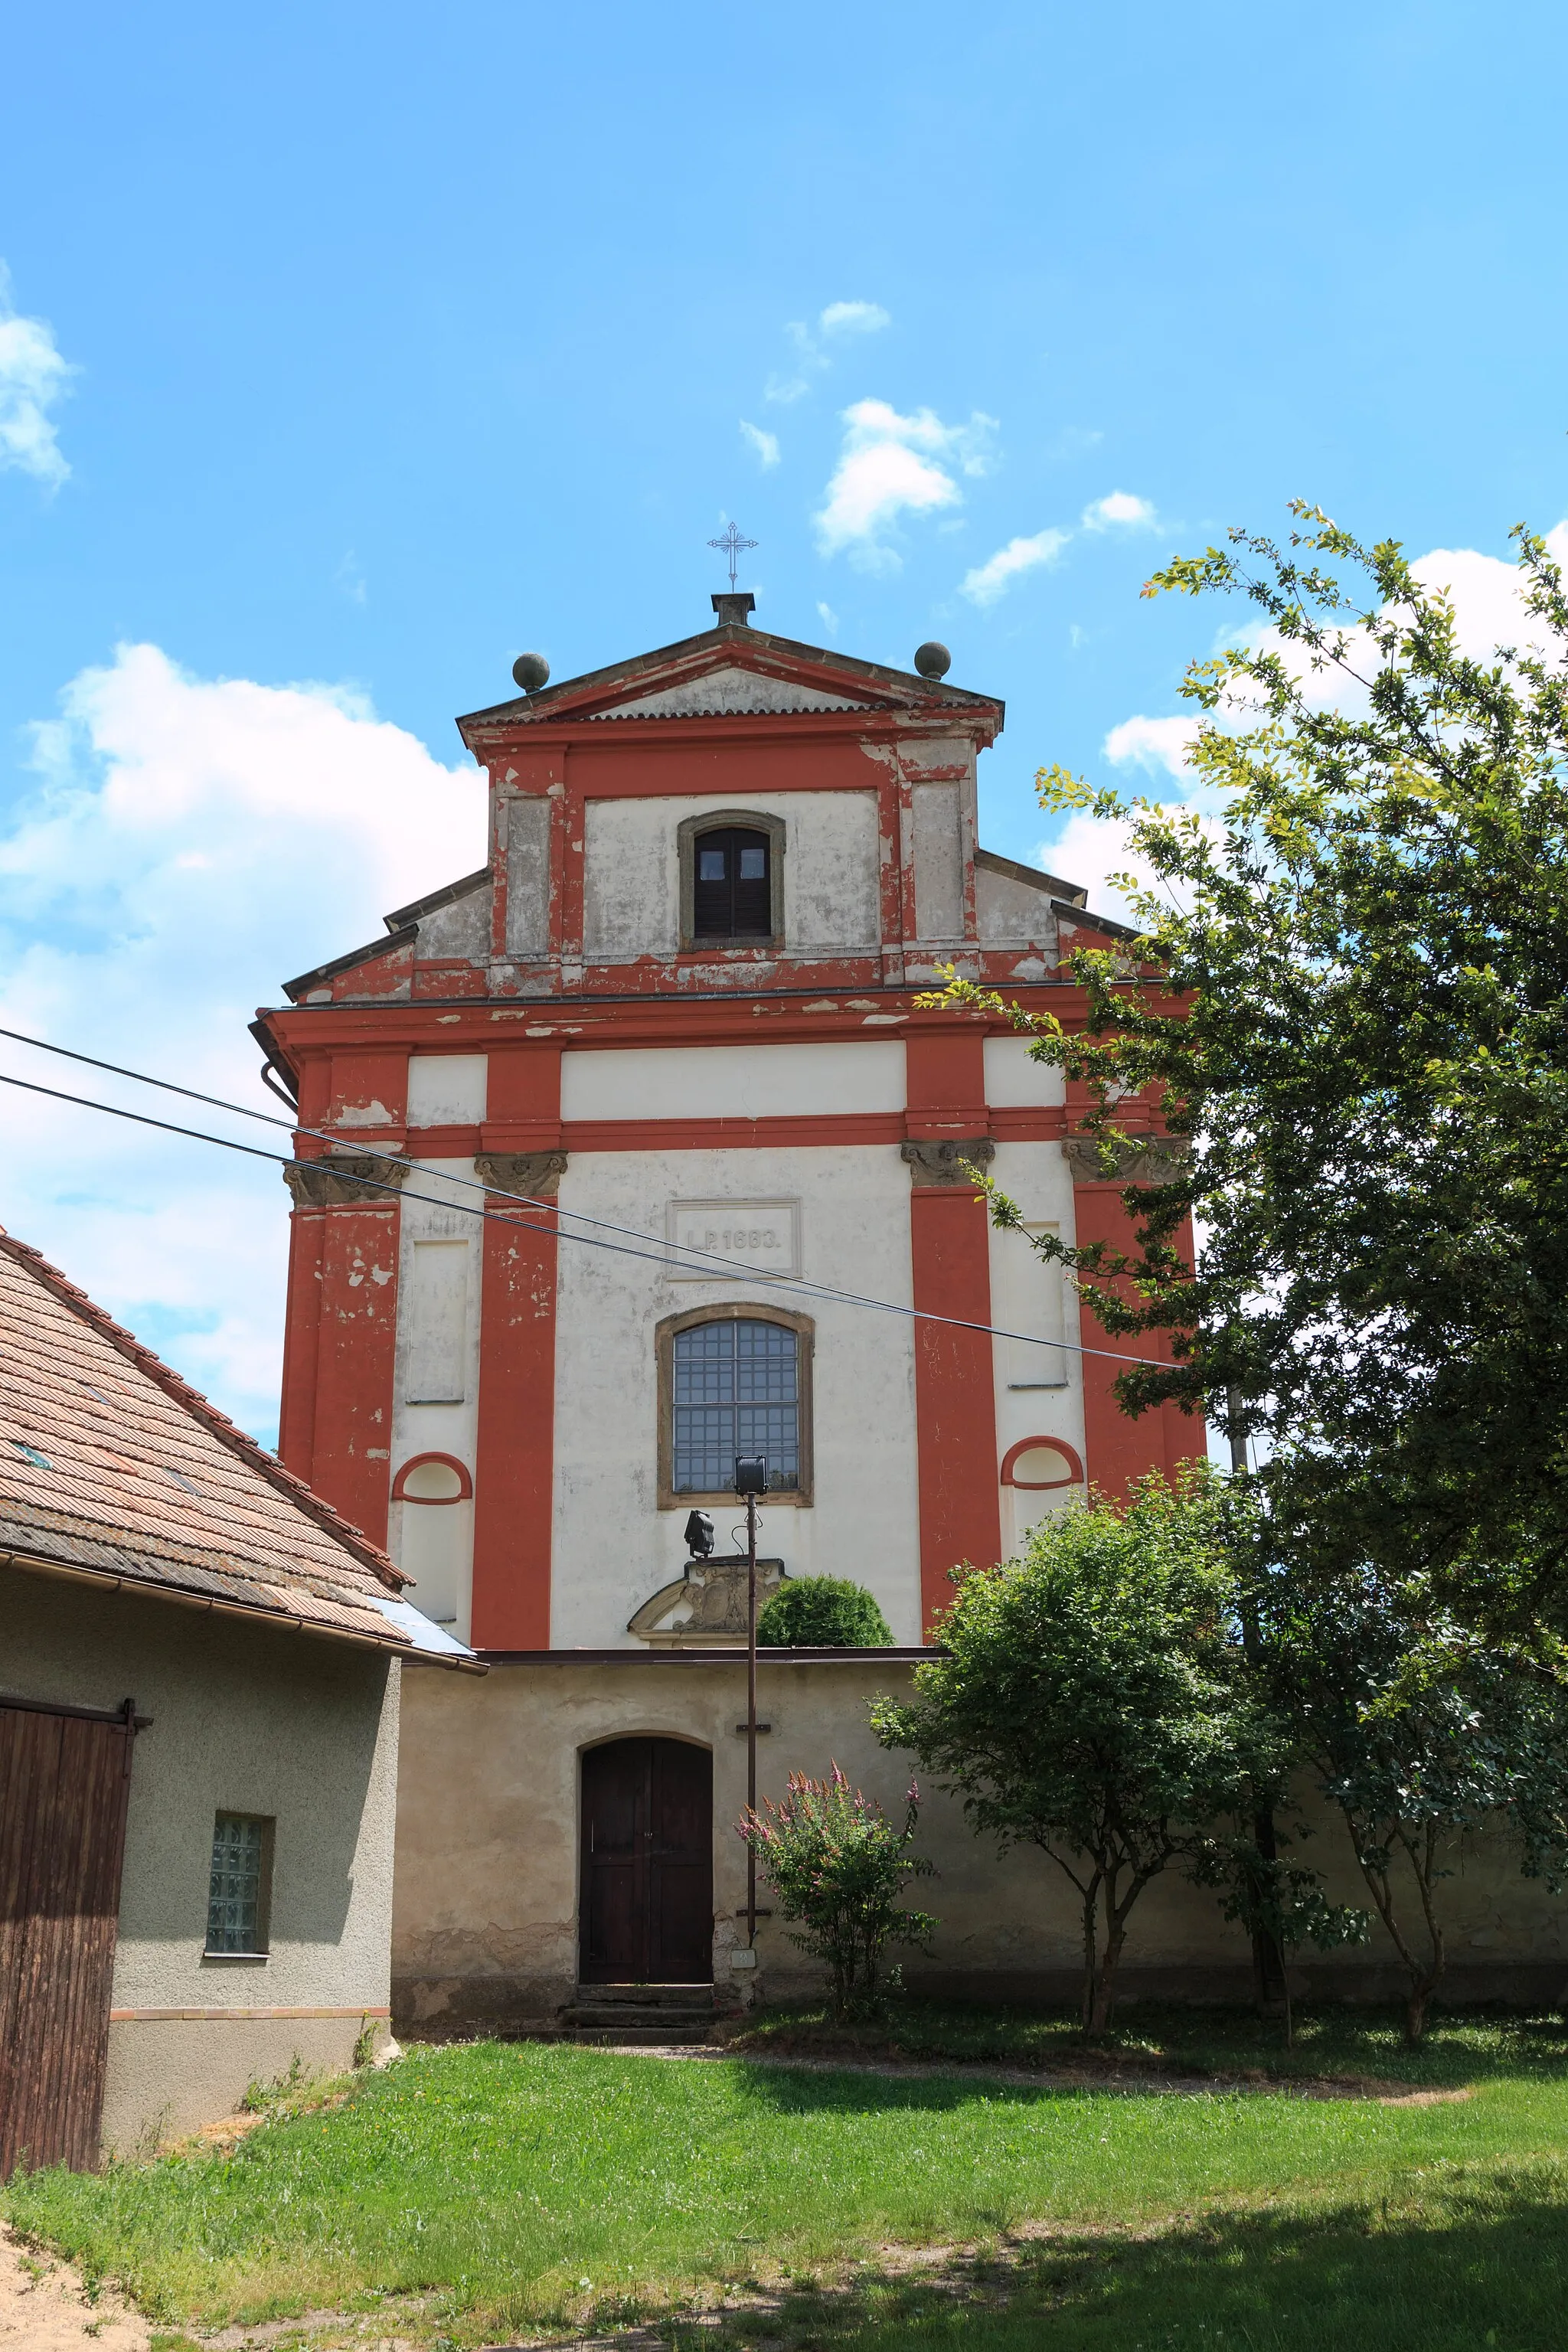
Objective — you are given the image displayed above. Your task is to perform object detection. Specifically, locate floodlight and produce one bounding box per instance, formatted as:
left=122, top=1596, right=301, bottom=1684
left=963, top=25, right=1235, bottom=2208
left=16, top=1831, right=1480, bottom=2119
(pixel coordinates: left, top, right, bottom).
left=733, top=1455, right=767, bottom=1496
left=683, top=1509, right=715, bottom=1558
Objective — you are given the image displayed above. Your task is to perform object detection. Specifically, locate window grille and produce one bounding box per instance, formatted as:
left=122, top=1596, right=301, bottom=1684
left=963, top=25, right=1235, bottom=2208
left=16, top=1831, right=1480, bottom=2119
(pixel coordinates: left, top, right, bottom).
left=672, top=1318, right=799, bottom=1491
left=692, top=826, right=773, bottom=939
left=205, top=1812, right=270, bottom=1955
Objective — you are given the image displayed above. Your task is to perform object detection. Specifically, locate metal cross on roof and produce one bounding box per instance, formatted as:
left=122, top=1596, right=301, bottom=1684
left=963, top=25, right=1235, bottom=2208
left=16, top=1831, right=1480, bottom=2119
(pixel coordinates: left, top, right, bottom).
left=708, top=521, right=757, bottom=588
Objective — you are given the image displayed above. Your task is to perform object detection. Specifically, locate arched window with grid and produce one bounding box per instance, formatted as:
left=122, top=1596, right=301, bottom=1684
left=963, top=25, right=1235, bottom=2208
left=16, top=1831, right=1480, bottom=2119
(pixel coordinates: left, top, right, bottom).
left=670, top=1317, right=802, bottom=1494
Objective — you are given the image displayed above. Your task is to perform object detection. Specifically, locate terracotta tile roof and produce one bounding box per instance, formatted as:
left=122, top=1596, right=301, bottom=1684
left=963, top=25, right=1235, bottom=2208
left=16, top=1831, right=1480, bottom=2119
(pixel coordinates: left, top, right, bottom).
left=0, top=1228, right=415, bottom=1653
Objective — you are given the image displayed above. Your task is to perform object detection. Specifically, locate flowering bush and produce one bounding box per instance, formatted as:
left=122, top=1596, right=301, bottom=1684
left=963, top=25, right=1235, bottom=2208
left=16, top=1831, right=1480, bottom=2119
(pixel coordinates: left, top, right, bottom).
left=738, top=1765, right=936, bottom=2017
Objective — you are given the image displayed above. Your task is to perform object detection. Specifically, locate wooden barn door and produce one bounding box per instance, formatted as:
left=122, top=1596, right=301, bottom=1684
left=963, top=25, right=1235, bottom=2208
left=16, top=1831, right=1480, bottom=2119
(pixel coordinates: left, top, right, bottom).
left=0, top=1697, right=139, bottom=2179
left=580, top=1738, right=713, bottom=1984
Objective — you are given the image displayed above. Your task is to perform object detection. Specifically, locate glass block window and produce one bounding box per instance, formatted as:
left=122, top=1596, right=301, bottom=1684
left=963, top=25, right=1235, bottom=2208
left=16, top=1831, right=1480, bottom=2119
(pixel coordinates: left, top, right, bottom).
left=205, top=1812, right=270, bottom=1955
left=672, top=1318, right=799, bottom=1493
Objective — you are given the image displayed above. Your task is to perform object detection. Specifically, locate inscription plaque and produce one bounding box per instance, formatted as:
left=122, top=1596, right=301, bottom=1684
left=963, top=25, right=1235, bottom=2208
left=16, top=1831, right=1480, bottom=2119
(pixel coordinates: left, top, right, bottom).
left=665, top=1197, right=802, bottom=1282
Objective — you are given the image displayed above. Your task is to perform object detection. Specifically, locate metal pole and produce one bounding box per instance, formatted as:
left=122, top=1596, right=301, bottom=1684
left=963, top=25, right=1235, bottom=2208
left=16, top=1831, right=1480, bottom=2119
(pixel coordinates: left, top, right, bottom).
left=1228, top=1384, right=1285, bottom=2015
left=746, top=1488, right=758, bottom=1948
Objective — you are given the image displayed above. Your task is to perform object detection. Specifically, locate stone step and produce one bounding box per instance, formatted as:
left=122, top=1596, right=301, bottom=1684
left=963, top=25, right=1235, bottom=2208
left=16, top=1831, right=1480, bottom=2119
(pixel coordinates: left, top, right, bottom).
left=561, top=2004, right=716, bottom=2030
left=573, top=1982, right=716, bottom=2008
left=564, top=2020, right=720, bottom=2046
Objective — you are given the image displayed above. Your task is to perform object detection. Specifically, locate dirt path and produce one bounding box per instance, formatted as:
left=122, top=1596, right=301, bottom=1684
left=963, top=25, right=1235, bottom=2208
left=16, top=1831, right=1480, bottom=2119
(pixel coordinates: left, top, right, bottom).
left=0, top=2223, right=149, bottom=2351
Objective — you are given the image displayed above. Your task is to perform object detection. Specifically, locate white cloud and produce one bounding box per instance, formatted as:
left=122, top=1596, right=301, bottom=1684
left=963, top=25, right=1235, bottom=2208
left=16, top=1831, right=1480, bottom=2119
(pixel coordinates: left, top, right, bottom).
left=815, top=399, right=997, bottom=570
left=816, top=601, right=839, bottom=633
left=765, top=303, right=890, bottom=401
left=0, top=266, right=75, bottom=488
left=0, top=645, right=484, bottom=1443
left=961, top=528, right=1070, bottom=608
left=1081, top=490, right=1158, bottom=532
left=818, top=301, right=890, bottom=337
left=1103, top=714, right=1199, bottom=777
left=740, top=419, right=780, bottom=470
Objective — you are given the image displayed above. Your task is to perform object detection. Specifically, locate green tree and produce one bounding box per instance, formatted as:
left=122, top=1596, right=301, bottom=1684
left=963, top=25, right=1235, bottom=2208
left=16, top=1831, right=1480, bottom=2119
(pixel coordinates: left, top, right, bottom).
left=757, top=1576, right=893, bottom=1648
left=737, top=1766, right=936, bottom=2018
left=874, top=1468, right=1279, bottom=2033
left=941, top=511, right=1568, bottom=1671
left=1274, top=1578, right=1568, bottom=2042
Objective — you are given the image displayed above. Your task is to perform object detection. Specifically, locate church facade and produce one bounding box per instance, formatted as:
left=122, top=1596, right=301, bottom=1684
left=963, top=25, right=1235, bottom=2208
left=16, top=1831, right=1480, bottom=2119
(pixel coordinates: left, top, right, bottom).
left=252, top=596, right=1243, bottom=2025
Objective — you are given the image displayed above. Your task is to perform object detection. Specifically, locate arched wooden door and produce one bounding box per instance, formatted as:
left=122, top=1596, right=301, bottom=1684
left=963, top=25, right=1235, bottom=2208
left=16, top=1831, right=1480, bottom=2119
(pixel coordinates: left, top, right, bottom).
left=579, top=1738, right=713, bottom=1984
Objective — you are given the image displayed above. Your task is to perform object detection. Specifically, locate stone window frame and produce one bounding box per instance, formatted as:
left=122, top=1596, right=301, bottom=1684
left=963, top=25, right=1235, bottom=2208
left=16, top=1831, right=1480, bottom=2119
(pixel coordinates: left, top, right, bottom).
left=655, top=1301, right=815, bottom=1508
left=677, top=809, right=786, bottom=949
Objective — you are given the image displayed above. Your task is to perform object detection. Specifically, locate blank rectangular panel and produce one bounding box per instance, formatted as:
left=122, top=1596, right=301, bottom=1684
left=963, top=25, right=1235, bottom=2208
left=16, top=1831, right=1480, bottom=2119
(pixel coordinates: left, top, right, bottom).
left=405, top=1240, right=469, bottom=1403
left=912, top=783, right=965, bottom=940
left=406, top=1055, right=488, bottom=1126
left=999, top=1223, right=1068, bottom=1388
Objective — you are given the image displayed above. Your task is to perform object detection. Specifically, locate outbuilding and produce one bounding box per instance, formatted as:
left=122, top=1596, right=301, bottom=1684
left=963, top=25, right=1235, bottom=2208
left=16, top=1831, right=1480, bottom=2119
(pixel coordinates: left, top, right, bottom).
left=0, top=1227, right=477, bottom=2175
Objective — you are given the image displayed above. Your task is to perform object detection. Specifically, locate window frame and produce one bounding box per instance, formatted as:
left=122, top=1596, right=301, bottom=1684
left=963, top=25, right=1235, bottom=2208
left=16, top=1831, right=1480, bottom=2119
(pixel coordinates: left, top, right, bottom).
left=655, top=1302, right=814, bottom=1508
left=677, top=809, right=786, bottom=949
left=202, top=1810, right=275, bottom=1961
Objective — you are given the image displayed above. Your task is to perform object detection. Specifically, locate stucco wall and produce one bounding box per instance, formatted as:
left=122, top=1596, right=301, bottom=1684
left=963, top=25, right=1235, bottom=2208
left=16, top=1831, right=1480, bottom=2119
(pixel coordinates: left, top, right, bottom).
left=393, top=1656, right=1568, bottom=2031
left=582, top=789, right=881, bottom=962
left=549, top=1142, right=923, bottom=1646
left=2, top=1564, right=400, bottom=2150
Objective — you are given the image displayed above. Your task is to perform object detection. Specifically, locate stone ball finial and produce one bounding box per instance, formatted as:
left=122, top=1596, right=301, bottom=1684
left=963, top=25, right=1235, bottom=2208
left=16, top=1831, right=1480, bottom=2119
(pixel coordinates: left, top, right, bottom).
left=913, top=640, right=952, bottom=680
left=511, top=651, right=550, bottom=694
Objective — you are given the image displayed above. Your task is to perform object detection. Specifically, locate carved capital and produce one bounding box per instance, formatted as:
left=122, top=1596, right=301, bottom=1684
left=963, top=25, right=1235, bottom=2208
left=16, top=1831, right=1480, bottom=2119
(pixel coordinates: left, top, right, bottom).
left=283, top=1154, right=410, bottom=1207
left=900, top=1138, right=995, bottom=1188
left=1062, top=1135, right=1188, bottom=1187
left=475, top=1151, right=569, bottom=1200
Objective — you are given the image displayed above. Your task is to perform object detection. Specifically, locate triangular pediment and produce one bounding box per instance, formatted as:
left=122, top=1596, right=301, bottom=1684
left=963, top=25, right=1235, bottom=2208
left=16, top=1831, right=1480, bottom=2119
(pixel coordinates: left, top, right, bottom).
left=592, top=664, right=870, bottom=720
left=457, top=622, right=1004, bottom=748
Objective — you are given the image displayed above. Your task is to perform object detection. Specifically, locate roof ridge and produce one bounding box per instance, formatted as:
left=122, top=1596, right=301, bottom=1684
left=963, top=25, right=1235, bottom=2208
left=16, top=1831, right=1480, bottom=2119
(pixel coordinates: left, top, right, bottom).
left=0, top=1230, right=406, bottom=1592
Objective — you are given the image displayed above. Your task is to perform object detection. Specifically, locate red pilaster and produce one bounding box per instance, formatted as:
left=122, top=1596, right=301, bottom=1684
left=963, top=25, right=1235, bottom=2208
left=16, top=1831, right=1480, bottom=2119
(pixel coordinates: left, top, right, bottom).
left=906, top=1028, right=1001, bottom=1632
left=469, top=1048, right=563, bottom=1648
left=277, top=1206, right=325, bottom=1486
left=309, top=1195, right=403, bottom=1544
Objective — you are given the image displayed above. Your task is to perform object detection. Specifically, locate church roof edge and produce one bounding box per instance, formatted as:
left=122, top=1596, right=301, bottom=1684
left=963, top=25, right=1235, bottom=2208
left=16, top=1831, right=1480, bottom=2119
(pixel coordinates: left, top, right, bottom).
left=456, top=619, right=1003, bottom=742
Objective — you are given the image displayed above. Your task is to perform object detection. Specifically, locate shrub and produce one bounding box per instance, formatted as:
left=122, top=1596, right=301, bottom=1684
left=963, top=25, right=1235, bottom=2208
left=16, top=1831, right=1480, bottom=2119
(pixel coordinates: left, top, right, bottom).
left=756, top=1576, right=892, bottom=1648
left=738, top=1765, right=936, bottom=2017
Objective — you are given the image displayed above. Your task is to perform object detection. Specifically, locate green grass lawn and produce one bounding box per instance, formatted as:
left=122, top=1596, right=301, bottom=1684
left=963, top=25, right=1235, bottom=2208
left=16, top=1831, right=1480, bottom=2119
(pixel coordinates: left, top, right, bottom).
left=5, top=2014, right=1568, bottom=2349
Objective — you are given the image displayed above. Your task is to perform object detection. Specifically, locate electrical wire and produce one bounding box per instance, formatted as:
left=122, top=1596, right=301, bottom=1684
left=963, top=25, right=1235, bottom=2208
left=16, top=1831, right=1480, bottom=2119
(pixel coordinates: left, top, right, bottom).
left=0, top=1044, right=1179, bottom=1371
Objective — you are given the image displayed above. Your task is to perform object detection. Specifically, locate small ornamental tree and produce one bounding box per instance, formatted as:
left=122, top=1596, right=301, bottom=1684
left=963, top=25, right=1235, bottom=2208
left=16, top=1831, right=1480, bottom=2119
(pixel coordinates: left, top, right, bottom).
left=757, top=1576, right=893, bottom=1648
left=874, top=1468, right=1279, bottom=2034
left=1276, top=1580, right=1568, bottom=2043
left=738, top=1766, right=936, bottom=2017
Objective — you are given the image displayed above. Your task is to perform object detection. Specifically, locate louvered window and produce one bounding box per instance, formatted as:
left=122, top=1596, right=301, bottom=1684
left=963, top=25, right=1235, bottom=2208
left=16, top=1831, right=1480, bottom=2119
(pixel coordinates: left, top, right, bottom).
left=692, top=827, right=773, bottom=939
left=672, top=1319, right=799, bottom=1491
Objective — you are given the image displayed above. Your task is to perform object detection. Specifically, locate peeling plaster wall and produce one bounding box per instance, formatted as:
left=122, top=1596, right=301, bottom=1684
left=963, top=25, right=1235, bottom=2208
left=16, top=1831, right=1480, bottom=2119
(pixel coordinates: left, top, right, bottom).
left=911, top=783, right=965, bottom=942
left=582, top=789, right=880, bottom=960
left=416, top=884, right=491, bottom=964
left=976, top=861, right=1060, bottom=949
left=388, top=1160, right=483, bottom=1644
left=988, top=1142, right=1086, bottom=1553
left=505, top=798, right=552, bottom=958
left=560, top=1038, right=906, bottom=1124
left=548, top=1140, right=921, bottom=1648
left=393, top=1653, right=1568, bottom=2030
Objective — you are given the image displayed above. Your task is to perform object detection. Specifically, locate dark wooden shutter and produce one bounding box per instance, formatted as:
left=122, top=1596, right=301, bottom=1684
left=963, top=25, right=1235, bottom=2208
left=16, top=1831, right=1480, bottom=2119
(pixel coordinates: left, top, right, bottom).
left=691, top=828, right=772, bottom=940
left=0, top=1697, right=138, bottom=2178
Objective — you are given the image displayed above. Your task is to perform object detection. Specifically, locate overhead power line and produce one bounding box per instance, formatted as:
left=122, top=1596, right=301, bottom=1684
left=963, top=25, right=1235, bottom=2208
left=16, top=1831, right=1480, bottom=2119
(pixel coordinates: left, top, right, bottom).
left=0, top=1029, right=1178, bottom=1373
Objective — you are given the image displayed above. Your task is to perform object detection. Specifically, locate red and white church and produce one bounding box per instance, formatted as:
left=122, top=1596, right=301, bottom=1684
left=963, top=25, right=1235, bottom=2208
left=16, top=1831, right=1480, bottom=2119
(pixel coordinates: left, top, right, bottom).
left=253, top=592, right=1210, bottom=2025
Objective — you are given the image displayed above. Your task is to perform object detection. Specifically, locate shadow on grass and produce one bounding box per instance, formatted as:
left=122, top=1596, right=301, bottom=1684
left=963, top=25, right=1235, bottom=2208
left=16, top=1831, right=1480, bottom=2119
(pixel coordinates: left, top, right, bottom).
left=668, top=2167, right=1568, bottom=2352
left=724, top=1999, right=1568, bottom=2096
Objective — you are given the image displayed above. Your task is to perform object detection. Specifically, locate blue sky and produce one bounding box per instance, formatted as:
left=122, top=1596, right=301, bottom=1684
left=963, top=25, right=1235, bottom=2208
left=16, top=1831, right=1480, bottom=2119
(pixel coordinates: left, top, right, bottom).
left=3, top=0, right=1567, bottom=1441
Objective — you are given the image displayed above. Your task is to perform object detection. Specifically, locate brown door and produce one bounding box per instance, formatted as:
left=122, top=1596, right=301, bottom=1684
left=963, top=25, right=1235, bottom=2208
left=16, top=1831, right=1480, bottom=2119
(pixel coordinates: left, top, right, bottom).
left=0, top=1697, right=139, bottom=2179
left=580, top=1738, right=713, bottom=1984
